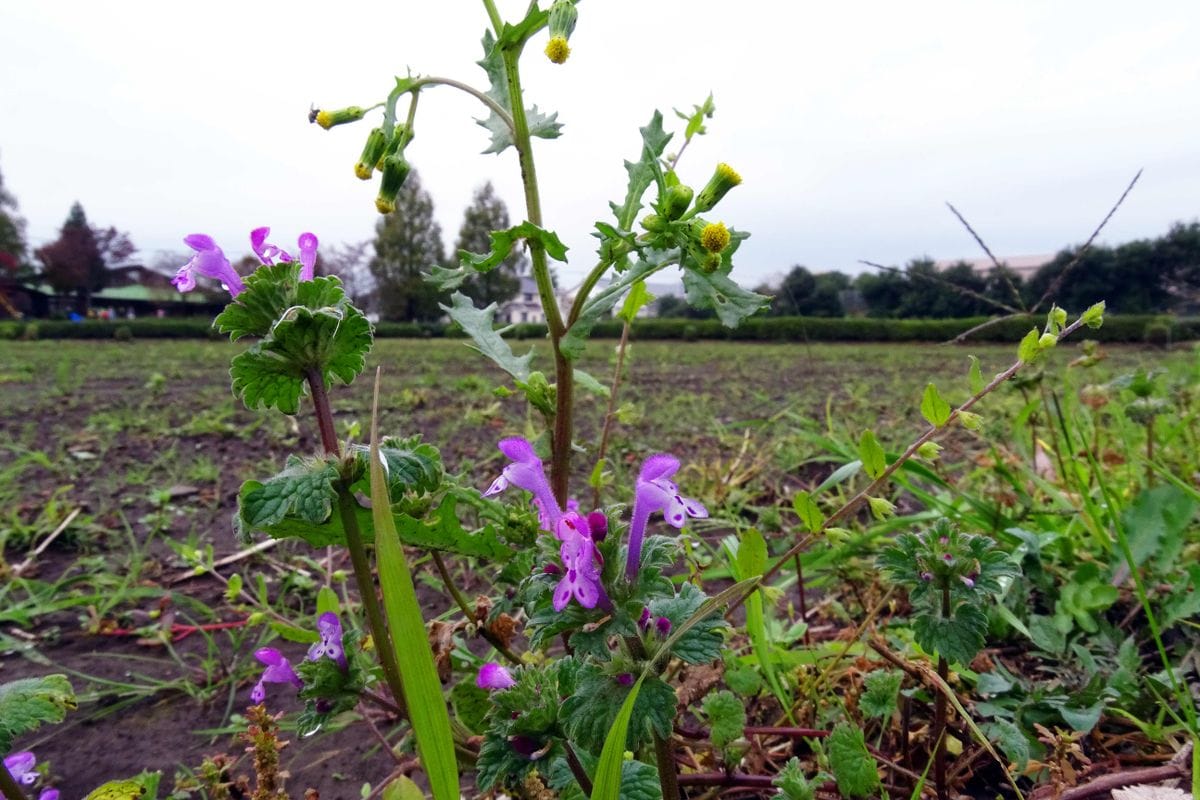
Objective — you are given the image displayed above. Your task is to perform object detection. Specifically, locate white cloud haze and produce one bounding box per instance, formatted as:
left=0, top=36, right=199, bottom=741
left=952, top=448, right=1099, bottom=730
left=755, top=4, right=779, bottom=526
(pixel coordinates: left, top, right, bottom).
left=1, top=1, right=1197, bottom=287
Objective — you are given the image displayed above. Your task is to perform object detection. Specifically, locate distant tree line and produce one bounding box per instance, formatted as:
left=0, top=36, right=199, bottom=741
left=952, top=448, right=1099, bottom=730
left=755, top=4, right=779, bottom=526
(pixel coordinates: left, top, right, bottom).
left=659, top=221, right=1200, bottom=319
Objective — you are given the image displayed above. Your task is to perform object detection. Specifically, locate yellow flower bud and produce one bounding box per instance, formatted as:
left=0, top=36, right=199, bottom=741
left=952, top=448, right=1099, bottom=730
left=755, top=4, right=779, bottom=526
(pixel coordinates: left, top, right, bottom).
left=355, top=128, right=387, bottom=181
left=545, top=35, right=571, bottom=64
left=312, top=105, right=367, bottom=130
left=694, top=162, right=742, bottom=212
left=700, top=222, right=730, bottom=254
left=375, top=153, right=411, bottom=214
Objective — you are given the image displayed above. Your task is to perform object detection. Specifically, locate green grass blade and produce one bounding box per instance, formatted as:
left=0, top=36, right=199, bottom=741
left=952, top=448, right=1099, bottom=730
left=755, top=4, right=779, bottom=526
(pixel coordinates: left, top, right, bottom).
left=590, top=675, right=643, bottom=800
left=369, top=369, right=460, bottom=800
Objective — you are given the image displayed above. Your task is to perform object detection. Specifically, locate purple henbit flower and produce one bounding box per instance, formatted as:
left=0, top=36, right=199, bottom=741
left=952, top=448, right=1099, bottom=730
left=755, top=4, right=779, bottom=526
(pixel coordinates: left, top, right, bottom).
left=920, top=571, right=934, bottom=582
left=624, top=453, right=708, bottom=580
left=172, top=234, right=245, bottom=297
left=638, top=606, right=652, bottom=631
left=250, top=227, right=320, bottom=281
left=655, top=616, right=673, bottom=637
left=552, top=512, right=607, bottom=612
left=477, top=662, right=517, bottom=691
left=534, top=496, right=577, bottom=531
left=39, top=790, right=59, bottom=800
left=483, top=437, right=562, bottom=533
left=250, top=647, right=303, bottom=704
left=307, top=611, right=348, bottom=671
left=960, top=575, right=976, bottom=589
left=616, top=672, right=635, bottom=686
left=4, top=751, right=37, bottom=785
left=508, top=734, right=550, bottom=759
left=542, top=562, right=563, bottom=576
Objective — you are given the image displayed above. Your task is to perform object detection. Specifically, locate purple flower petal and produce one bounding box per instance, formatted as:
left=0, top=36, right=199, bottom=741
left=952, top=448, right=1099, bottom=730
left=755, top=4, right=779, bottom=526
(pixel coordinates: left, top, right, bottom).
left=307, top=611, right=347, bottom=670
left=483, top=437, right=561, bottom=532
left=477, top=662, right=516, bottom=690
left=39, top=789, right=59, bottom=800
left=4, top=752, right=36, bottom=785
left=625, top=452, right=706, bottom=580
left=251, top=647, right=302, bottom=703
left=184, top=233, right=216, bottom=251
left=298, top=232, right=319, bottom=281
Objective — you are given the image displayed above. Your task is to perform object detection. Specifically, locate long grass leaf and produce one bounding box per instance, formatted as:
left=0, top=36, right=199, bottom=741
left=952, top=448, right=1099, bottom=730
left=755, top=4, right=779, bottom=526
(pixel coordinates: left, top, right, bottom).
left=590, top=676, right=643, bottom=800
left=369, top=369, right=460, bottom=800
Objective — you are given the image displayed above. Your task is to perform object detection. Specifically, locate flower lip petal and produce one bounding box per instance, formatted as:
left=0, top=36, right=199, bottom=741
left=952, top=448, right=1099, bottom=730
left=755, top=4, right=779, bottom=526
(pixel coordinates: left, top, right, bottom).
left=477, top=662, right=516, bottom=690
left=4, top=752, right=36, bottom=782
left=298, top=232, right=318, bottom=251
left=497, top=436, right=539, bottom=463
left=254, top=647, right=286, bottom=666
left=250, top=227, right=270, bottom=253
left=183, top=233, right=216, bottom=252
left=638, top=453, right=679, bottom=483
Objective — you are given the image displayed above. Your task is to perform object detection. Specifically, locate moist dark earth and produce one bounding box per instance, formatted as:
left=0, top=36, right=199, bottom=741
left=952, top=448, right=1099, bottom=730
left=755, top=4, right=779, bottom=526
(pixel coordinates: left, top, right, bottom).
left=0, top=338, right=1187, bottom=798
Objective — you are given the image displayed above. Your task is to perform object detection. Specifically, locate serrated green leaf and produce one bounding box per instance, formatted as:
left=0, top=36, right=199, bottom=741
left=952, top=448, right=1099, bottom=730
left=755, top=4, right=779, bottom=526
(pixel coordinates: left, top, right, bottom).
left=350, top=438, right=444, bottom=498
left=441, top=291, right=533, bottom=381
left=792, top=490, right=824, bottom=533
left=230, top=303, right=372, bottom=414
left=858, top=430, right=886, bottom=480
left=239, top=456, right=340, bottom=530
left=772, top=757, right=823, bottom=800
left=860, top=670, right=902, bottom=719
left=619, top=280, right=655, bottom=323
left=982, top=719, right=1030, bottom=771
left=920, top=382, right=952, bottom=427
left=913, top=603, right=988, bottom=666
left=648, top=582, right=726, bottom=665
left=0, top=674, right=76, bottom=752
left=370, top=382, right=459, bottom=800
left=827, top=723, right=879, bottom=797
left=681, top=267, right=769, bottom=328
left=702, top=689, right=746, bottom=751
left=611, top=111, right=673, bottom=230
left=967, top=354, right=984, bottom=394
left=474, top=27, right=561, bottom=154
left=1017, top=327, right=1041, bottom=364
left=459, top=222, right=568, bottom=273
left=84, top=778, right=150, bottom=800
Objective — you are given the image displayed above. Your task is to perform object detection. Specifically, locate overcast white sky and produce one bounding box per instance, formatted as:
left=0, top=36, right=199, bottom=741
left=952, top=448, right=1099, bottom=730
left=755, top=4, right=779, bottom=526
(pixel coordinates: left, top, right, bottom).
left=1, top=1, right=1197, bottom=288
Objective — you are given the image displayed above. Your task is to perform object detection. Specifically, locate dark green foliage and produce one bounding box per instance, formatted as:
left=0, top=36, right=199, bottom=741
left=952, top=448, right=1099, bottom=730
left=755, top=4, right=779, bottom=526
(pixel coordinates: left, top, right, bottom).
left=547, top=753, right=662, bottom=800
left=447, top=182, right=529, bottom=306
left=859, top=669, right=902, bottom=719
left=370, top=169, right=448, bottom=321
left=0, top=157, right=28, bottom=276
left=764, top=266, right=847, bottom=317
left=647, top=581, right=726, bottom=665
left=560, top=664, right=676, bottom=752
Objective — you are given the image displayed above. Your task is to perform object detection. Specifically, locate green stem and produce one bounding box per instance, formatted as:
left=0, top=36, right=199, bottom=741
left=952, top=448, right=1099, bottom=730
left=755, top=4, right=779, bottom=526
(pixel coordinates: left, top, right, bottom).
left=336, top=488, right=409, bottom=717
left=480, top=0, right=503, bottom=35
left=498, top=39, right=574, bottom=503
left=934, top=586, right=950, bottom=800
left=305, top=369, right=408, bottom=717
left=567, top=258, right=615, bottom=327
left=591, top=318, right=631, bottom=509
left=431, top=550, right=522, bottom=665
left=0, top=764, right=28, bottom=800
left=654, top=733, right=681, bottom=800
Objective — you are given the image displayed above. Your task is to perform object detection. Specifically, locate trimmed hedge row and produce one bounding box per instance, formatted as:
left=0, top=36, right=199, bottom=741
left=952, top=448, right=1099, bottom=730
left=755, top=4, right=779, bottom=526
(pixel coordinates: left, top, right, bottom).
left=1, top=314, right=1195, bottom=344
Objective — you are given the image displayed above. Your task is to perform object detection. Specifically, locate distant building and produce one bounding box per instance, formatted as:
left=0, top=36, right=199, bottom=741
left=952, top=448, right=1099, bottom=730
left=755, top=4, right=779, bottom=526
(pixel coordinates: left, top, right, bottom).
left=933, top=254, right=1051, bottom=280
left=498, top=276, right=543, bottom=324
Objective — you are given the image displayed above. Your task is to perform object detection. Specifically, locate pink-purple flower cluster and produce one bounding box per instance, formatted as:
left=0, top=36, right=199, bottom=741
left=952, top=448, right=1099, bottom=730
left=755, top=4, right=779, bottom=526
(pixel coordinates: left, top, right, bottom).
left=172, top=227, right=318, bottom=297
left=250, top=611, right=345, bottom=704
left=482, top=437, right=707, bottom=610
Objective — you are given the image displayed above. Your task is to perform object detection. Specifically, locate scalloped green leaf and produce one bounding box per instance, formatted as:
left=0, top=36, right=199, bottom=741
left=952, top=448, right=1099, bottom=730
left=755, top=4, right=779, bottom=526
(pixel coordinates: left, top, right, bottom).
left=239, top=455, right=340, bottom=530
left=0, top=674, right=76, bottom=752
left=827, top=723, right=879, bottom=797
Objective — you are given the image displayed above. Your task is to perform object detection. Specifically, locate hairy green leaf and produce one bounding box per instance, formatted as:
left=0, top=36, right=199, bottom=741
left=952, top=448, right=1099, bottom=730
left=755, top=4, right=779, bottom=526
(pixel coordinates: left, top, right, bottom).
left=0, top=674, right=76, bottom=753
left=827, top=723, right=879, bottom=797
left=913, top=602, right=988, bottom=666
left=702, top=689, right=746, bottom=751
left=239, top=456, right=340, bottom=530
left=859, top=670, right=902, bottom=719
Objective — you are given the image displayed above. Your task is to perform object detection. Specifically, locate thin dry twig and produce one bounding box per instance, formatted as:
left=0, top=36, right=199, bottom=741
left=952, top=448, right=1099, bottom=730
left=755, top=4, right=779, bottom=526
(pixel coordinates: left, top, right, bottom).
left=946, top=201, right=1027, bottom=310
left=13, top=507, right=81, bottom=576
